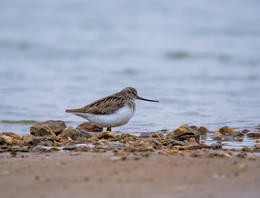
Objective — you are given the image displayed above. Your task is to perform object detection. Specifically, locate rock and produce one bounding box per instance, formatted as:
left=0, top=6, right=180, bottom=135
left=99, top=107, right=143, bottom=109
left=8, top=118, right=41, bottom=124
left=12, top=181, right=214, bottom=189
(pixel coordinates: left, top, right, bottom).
left=38, top=140, right=54, bottom=147
left=0, top=132, right=21, bottom=139
left=171, top=141, right=186, bottom=146
left=231, top=132, right=244, bottom=137
left=150, top=132, right=164, bottom=139
left=76, top=122, right=103, bottom=132
left=43, top=120, right=67, bottom=135
left=241, top=129, right=250, bottom=134
left=113, top=133, right=137, bottom=142
left=219, top=126, right=236, bottom=135
left=172, top=124, right=197, bottom=137
left=31, top=146, right=48, bottom=153
left=214, top=131, right=222, bottom=136
left=161, top=140, right=169, bottom=146
left=252, top=144, right=260, bottom=152
left=237, top=152, right=247, bottom=158
left=80, top=132, right=92, bottom=139
left=30, top=120, right=66, bottom=136
left=98, top=131, right=117, bottom=139
left=257, top=125, right=260, bottom=130
left=242, top=146, right=250, bottom=152
left=190, top=125, right=198, bottom=132
left=212, top=136, right=222, bottom=141
left=166, top=124, right=198, bottom=141
left=22, top=135, right=41, bottom=146
left=211, top=143, right=222, bottom=150
left=177, top=134, right=200, bottom=143
left=30, top=123, right=56, bottom=137
left=198, top=126, right=209, bottom=135
left=0, top=134, right=12, bottom=144
left=139, top=132, right=151, bottom=138
left=59, top=126, right=80, bottom=141
left=0, top=132, right=22, bottom=145
left=247, top=132, right=260, bottom=138
left=166, top=150, right=178, bottom=155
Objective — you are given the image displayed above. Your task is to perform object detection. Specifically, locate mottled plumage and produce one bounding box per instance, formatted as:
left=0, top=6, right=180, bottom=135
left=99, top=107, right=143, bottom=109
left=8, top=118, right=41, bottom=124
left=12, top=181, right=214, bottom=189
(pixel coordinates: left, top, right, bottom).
left=66, top=87, right=158, bottom=131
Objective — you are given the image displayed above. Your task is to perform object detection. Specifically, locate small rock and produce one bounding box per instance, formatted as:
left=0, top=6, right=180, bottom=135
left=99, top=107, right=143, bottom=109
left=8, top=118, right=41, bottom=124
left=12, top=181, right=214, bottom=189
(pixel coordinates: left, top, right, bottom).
left=177, top=135, right=200, bottom=143
left=31, top=146, right=48, bottom=153
left=252, top=144, right=260, bottom=152
left=231, top=132, right=244, bottom=137
left=219, top=126, right=236, bottom=135
left=237, top=152, right=247, bottom=158
left=30, top=123, right=56, bottom=137
left=190, top=152, right=200, bottom=157
left=241, top=129, right=250, bottom=134
left=139, top=132, right=151, bottom=138
left=170, top=124, right=197, bottom=137
left=0, top=132, right=22, bottom=145
left=22, top=135, right=41, bottom=146
left=254, top=139, right=260, bottom=143
left=242, top=146, right=250, bottom=152
left=80, top=132, right=92, bottom=139
left=30, top=120, right=66, bottom=136
left=142, top=153, right=149, bottom=157
left=211, top=143, right=222, bottom=150
left=0, top=132, right=21, bottom=139
left=76, top=122, right=103, bottom=132
left=189, top=138, right=198, bottom=145
left=150, top=132, right=164, bottom=139
left=212, top=136, right=222, bottom=141
left=190, top=126, right=199, bottom=134
left=98, top=131, right=117, bottom=139
left=198, top=126, right=209, bottom=135
left=10, top=150, right=17, bottom=157
left=247, top=132, right=260, bottom=138
left=43, top=120, right=67, bottom=135
left=166, top=150, right=178, bottom=155
left=59, top=126, right=80, bottom=141
left=214, top=131, right=222, bottom=136
left=0, top=134, right=13, bottom=144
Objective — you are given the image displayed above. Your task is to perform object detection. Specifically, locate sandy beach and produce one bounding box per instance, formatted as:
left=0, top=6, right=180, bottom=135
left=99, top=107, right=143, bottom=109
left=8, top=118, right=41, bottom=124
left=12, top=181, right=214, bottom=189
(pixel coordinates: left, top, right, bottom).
left=1, top=152, right=260, bottom=198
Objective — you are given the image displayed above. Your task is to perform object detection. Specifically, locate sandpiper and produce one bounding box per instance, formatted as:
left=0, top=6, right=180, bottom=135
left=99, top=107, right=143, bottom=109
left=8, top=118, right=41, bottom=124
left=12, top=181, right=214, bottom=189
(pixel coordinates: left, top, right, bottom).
left=65, top=87, right=159, bottom=131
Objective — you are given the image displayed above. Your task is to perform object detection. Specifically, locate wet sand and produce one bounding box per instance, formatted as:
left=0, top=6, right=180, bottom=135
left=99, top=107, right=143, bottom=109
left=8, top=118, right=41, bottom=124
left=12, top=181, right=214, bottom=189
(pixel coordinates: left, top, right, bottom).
left=1, top=152, right=260, bottom=198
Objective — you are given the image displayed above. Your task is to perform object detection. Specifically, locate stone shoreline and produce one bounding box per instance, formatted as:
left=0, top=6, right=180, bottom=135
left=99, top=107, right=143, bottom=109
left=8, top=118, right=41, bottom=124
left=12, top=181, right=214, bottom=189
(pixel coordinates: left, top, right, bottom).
left=1, top=120, right=260, bottom=198
left=0, top=120, right=260, bottom=159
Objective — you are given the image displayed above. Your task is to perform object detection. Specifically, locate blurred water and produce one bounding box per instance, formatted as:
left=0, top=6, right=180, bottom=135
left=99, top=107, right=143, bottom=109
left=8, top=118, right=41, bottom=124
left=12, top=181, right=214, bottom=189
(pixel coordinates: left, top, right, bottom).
left=0, top=0, right=260, bottom=136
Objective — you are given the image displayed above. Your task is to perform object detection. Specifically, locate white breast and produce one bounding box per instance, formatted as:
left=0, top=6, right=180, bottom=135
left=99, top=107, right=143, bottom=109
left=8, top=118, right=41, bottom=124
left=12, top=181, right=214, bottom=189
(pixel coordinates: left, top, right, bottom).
left=75, top=106, right=135, bottom=128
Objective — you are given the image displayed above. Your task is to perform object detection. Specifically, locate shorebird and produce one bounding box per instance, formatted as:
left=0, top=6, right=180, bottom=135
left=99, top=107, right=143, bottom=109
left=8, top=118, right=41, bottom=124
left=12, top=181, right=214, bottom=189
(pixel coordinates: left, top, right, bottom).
left=65, top=87, right=159, bottom=131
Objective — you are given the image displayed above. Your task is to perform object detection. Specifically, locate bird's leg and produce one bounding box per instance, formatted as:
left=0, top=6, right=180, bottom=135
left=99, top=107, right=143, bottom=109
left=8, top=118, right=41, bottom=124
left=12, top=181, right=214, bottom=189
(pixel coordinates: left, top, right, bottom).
left=107, top=127, right=112, bottom=131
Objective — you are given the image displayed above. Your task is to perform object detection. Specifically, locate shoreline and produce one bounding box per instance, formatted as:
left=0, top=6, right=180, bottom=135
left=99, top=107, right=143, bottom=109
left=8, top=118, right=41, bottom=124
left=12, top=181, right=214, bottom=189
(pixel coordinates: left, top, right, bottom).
left=1, top=120, right=260, bottom=198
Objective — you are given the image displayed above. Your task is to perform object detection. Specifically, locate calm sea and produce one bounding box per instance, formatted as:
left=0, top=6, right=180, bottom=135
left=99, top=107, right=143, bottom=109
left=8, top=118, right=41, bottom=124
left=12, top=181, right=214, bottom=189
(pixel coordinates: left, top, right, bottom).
left=0, top=0, right=260, bottom=136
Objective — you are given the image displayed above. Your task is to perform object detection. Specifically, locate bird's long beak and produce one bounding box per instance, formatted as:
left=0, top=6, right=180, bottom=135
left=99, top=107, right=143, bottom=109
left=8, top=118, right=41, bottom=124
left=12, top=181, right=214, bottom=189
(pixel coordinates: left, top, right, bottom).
left=137, top=95, right=159, bottom=102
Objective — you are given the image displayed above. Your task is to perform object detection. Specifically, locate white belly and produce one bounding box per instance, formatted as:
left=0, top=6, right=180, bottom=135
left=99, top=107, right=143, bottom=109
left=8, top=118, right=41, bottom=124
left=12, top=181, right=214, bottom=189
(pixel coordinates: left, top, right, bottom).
left=75, top=106, right=135, bottom=128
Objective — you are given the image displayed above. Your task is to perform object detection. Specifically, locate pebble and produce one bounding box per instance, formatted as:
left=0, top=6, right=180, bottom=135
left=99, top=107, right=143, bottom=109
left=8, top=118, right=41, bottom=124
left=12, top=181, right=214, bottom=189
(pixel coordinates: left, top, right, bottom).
left=219, top=126, right=236, bottom=135
left=211, top=143, right=222, bottom=150
left=0, top=122, right=259, bottom=162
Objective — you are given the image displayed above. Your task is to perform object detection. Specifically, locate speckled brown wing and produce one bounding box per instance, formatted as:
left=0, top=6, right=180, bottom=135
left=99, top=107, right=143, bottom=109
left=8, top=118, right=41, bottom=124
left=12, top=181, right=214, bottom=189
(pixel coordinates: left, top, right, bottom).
left=65, top=93, right=125, bottom=115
